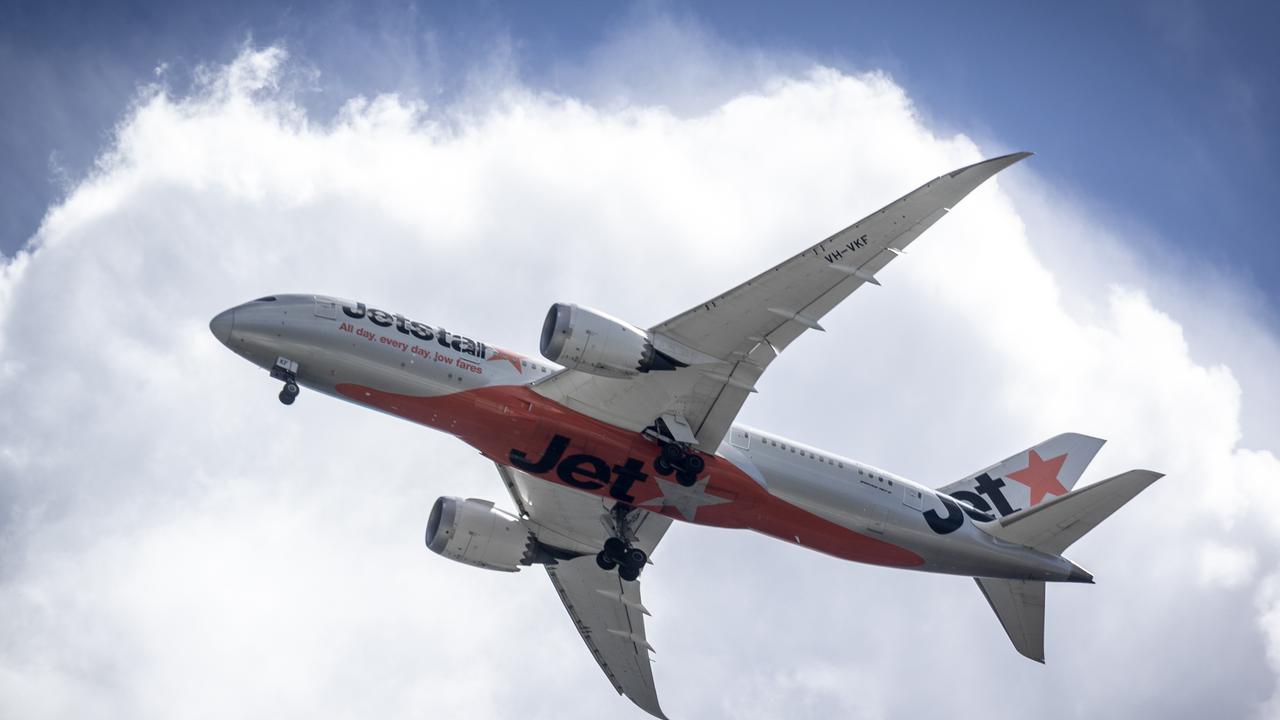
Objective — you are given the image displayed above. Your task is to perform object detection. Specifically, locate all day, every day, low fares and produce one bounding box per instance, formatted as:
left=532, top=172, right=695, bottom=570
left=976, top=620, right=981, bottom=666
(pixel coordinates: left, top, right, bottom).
left=210, top=153, right=1162, bottom=718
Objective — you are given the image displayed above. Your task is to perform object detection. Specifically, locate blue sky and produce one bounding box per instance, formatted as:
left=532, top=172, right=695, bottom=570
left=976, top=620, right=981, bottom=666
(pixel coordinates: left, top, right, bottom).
left=3, top=0, right=1278, bottom=318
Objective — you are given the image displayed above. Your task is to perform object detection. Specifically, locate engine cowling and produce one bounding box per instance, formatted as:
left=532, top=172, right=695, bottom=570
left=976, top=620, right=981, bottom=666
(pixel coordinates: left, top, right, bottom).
left=539, top=303, right=683, bottom=378
left=425, top=497, right=536, bottom=572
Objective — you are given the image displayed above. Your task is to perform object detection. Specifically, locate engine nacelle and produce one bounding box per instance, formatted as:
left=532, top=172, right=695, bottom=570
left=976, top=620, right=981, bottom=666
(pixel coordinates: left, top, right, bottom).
left=425, top=497, right=536, bottom=572
left=539, top=303, right=683, bottom=378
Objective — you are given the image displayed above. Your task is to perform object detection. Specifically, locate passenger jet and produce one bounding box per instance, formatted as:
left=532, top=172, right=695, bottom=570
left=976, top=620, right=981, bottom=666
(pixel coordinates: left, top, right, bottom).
left=210, top=152, right=1162, bottom=718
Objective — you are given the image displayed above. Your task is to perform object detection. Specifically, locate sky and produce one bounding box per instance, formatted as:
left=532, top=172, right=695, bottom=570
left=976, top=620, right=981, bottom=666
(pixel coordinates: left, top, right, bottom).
left=1, top=2, right=1278, bottom=719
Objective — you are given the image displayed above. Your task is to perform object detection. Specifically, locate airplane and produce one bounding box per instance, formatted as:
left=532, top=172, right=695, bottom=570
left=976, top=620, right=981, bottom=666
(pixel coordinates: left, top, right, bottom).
left=209, top=152, right=1162, bottom=718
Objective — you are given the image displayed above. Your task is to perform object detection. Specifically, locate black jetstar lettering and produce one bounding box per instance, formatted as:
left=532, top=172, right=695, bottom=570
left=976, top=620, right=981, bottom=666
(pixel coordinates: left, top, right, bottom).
left=509, top=434, right=656, bottom=503
left=922, top=493, right=965, bottom=534
left=822, top=233, right=870, bottom=264
left=971, top=473, right=1019, bottom=516
left=341, top=300, right=490, bottom=358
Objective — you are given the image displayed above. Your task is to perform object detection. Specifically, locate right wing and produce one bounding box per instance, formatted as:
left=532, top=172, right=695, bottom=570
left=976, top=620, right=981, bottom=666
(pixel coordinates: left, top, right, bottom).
left=535, top=152, right=1031, bottom=450
left=494, top=463, right=671, bottom=718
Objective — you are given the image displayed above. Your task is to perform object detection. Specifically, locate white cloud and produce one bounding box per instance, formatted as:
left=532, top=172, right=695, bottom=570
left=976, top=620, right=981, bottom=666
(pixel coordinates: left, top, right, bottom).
left=1, top=40, right=1278, bottom=720
left=1199, top=541, right=1258, bottom=589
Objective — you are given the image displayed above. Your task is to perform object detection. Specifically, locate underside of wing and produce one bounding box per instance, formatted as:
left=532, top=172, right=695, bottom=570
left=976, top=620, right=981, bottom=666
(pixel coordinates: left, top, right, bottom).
left=534, top=153, right=1030, bottom=450
left=547, top=555, right=666, bottom=719
left=494, top=464, right=671, bottom=718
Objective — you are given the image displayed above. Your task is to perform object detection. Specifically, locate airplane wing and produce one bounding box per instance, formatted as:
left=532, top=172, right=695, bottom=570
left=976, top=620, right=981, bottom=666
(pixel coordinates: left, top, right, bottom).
left=494, top=464, right=671, bottom=719
left=535, top=153, right=1030, bottom=450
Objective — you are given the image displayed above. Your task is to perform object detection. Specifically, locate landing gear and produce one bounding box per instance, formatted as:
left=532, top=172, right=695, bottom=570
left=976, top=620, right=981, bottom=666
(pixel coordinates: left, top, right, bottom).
left=271, top=356, right=300, bottom=406
left=278, top=382, right=299, bottom=405
left=644, top=418, right=706, bottom=487
left=597, top=505, right=649, bottom=582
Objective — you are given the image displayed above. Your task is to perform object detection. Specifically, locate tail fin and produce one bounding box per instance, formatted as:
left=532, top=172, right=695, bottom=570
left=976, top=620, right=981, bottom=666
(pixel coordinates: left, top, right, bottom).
left=937, top=433, right=1105, bottom=520
left=975, top=578, right=1046, bottom=662
left=975, top=469, right=1164, bottom=663
left=982, top=469, right=1163, bottom=555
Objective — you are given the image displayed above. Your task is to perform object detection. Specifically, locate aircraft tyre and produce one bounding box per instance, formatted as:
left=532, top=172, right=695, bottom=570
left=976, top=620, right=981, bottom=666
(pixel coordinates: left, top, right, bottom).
left=683, top=454, right=705, bottom=474
left=618, top=564, right=641, bottom=582
left=596, top=551, right=618, bottom=571
left=603, top=537, right=627, bottom=559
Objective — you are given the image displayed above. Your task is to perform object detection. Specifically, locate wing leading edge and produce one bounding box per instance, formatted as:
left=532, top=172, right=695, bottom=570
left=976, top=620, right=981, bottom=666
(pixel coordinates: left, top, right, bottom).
left=535, top=152, right=1031, bottom=450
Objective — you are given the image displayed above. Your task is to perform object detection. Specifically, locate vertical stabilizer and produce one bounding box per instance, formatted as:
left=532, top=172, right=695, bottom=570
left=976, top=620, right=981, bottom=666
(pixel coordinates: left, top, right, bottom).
left=938, top=433, right=1105, bottom=519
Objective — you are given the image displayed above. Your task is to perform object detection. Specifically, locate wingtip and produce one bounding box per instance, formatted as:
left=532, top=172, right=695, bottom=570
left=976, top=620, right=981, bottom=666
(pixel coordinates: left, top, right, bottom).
left=946, top=151, right=1032, bottom=179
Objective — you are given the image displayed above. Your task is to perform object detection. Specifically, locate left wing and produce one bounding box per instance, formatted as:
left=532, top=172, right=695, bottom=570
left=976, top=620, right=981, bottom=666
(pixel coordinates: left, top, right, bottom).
left=495, top=464, right=671, bottom=718
left=547, top=557, right=665, bottom=719
left=534, top=153, right=1029, bottom=450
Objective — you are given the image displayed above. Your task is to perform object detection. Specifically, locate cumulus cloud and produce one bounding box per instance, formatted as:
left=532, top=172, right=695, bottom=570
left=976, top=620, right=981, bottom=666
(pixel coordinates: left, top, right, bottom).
left=1, top=38, right=1277, bottom=720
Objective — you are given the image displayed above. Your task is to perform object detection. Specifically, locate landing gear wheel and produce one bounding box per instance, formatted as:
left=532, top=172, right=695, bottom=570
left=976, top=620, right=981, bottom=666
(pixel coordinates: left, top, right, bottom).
left=278, top=381, right=299, bottom=406
left=660, top=443, right=684, bottom=464
left=603, top=537, right=627, bottom=560
left=675, top=469, right=697, bottom=487
left=683, top=453, right=705, bottom=474
left=618, top=564, right=641, bottom=582
left=272, top=357, right=301, bottom=406
left=623, top=548, right=648, bottom=567
left=654, top=457, right=674, bottom=476
left=595, top=551, right=618, bottom=571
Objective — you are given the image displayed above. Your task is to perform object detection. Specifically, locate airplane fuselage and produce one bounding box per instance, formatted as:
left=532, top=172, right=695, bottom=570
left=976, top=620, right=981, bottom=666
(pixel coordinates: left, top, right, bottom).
left=211, top=294, right=1083, bottom=582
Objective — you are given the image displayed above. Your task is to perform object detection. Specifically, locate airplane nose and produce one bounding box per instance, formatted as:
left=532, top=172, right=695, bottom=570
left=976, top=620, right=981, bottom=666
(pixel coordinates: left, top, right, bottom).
left=209, top=308, right=236, bottom=346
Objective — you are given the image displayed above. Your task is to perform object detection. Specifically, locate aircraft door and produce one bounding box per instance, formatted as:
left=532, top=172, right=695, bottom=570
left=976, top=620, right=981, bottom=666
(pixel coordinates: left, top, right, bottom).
left=314, top=296, right=338, bottom=319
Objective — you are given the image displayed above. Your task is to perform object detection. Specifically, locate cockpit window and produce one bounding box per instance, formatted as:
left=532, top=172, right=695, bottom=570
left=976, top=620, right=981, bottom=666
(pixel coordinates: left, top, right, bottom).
left=254, top=296, right=278, bottom=302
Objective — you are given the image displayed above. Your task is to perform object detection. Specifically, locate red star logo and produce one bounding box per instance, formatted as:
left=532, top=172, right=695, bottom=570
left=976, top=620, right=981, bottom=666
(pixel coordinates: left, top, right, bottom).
left=486, top=346, right=524, bottom=373
left=1006, top=449, right=1070, bottom=506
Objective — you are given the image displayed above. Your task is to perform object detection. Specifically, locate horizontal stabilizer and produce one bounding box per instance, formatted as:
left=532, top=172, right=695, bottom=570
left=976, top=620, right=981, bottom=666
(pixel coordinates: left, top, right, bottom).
left=975, top=578, right=1046, bottom=662
left=984, top=469, right=1163, bottom=555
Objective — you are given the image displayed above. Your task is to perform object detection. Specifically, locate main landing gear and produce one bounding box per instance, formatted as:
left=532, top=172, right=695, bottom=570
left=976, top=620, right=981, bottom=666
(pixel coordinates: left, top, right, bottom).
left=595, top=504, right=649, bottom=582
left=644, top=418, right=704, bottom=487
left=654, top=443, right=704, bottom=487
left=271, top=356, right=300, bottom=405
left=595, top=537, right=648, bottom=582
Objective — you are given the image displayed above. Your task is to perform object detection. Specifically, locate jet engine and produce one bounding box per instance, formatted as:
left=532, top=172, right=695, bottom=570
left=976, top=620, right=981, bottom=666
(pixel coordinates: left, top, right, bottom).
left=425, top=497, right=537, bottom=572
left=539, top=303, right=684, bottom=378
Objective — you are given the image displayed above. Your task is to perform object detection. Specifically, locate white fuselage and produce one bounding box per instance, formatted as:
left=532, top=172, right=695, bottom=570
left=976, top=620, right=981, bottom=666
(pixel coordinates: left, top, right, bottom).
left=211, top=294, right=1084, bottom=582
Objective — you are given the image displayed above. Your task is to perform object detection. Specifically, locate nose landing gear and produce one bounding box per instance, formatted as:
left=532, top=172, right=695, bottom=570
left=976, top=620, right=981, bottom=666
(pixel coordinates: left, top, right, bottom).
left=271, top=356, right=300, bottom=405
